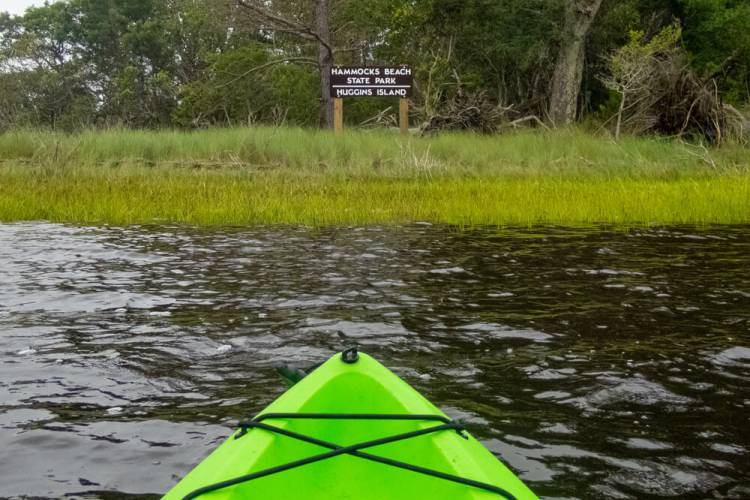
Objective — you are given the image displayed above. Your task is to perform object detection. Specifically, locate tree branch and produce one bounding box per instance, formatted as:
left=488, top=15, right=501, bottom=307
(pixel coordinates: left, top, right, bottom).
left=216, top=56, right=318, bottom=88
left=237, top=0, right=333, bottom=53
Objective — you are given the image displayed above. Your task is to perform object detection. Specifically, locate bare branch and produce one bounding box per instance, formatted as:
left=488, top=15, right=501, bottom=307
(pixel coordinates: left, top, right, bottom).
left=216, top=56, right=318, bottom=88
left=502, top=115, right=550, bottom=131
left=237, top=0, right=333, bottom=53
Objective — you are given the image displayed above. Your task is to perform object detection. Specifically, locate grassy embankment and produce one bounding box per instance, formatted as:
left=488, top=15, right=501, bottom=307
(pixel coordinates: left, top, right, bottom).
left=0, top=127, right=748, bottom=226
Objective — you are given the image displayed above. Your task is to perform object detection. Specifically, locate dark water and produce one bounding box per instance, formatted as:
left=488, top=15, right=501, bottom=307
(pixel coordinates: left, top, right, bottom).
left=1, top=223, right=749, bottom=499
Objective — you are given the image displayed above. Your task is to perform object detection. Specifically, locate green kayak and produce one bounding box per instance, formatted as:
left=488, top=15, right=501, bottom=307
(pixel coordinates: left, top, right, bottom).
left=164, top=349, right=537, bottom=499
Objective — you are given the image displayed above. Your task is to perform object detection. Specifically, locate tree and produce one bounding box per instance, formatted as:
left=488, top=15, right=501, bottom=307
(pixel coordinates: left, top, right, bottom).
left=679, top=0, right=750, bottom=104
left=600, top=23, right=742, bottom=143
left=172, top=45, right=319, bottom=127
left=0, top=3, right=97, bottom=129
left=549, top=0, right=604, bottom=126
left=373, top=0, right=563, bottom=125
left=600, top=24, right=682, bottom=139
left=237, top=0, right=335, bottom=127
left=69, top=0, right=180, bottom=126
left=0, top=0, right=746, bottom=132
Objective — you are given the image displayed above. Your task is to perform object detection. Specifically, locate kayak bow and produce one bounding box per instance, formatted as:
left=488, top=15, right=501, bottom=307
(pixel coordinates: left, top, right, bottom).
left=164, top=349, right=537, bottom=499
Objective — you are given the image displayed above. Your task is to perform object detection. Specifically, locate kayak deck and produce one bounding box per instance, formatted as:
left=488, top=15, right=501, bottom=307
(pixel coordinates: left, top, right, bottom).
left=164, top=351, right=537, bottom=500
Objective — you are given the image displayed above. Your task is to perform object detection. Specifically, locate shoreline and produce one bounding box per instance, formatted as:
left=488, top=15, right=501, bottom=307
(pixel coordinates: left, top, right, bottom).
left=1, top=171, right=747, bottom=226
left=1, top=128, right=748, bottom=226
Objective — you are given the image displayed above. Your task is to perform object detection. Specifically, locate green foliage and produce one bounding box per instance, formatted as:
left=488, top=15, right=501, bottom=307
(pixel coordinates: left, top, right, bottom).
left=377, top=0, right=562, bottom=113
left=609, top=24, right=682, bottom=78
left=173, top=46, right=271, bottom=127
left=172, top=46, right=320, bottom=127
left=0, top=0, right=747, bottom=131
left=601, top=22, right=744, bottom=143
left=679, top=0, right=750, bottom=104
left=267, top=64, right=320, bottom=126
left=583, top=0, right=642, bottom=109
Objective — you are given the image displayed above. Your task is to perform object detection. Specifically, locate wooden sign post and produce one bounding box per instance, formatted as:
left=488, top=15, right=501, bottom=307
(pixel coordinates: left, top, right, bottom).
left=399, top=98, right=409, bottom=135
left=334, top=98, right=344, bottom=134
left=330, top=66, right=413, bottom=135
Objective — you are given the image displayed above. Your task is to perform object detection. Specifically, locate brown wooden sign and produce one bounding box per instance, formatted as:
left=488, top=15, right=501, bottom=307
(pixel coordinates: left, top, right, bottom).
left=330, top=66, right=413, bottom=98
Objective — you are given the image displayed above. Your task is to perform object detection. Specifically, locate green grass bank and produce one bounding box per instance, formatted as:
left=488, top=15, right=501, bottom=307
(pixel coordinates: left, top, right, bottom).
left=0, top=127, right=748, bottom=226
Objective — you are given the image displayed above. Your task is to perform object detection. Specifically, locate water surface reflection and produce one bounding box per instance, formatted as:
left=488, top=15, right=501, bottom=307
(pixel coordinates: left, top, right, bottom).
left=1, top=223, right=748, bottom=498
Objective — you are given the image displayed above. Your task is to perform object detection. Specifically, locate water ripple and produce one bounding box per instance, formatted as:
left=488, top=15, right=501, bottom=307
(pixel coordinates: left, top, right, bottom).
left=0, top=222, right=748, bottom=498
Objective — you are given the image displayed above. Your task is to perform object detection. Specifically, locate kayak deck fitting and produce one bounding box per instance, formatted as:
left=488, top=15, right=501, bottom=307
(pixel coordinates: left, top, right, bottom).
left=164, top=349, right=537, bottom=500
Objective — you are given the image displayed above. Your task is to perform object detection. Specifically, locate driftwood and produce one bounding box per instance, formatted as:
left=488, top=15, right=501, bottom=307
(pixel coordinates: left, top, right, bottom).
left=419, top=89, right=516, bottom=134
left=659, top=72, right=743, bottom=144
left=501, top=115, right=550, bottom=131
left=359, top=106, right=397, bottom=128
left=600, top=27, right=744, bottom=144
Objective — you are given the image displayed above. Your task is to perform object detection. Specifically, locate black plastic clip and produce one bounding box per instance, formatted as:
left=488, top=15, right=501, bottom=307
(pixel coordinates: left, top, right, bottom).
left=341, top=347, right=359, bottom=364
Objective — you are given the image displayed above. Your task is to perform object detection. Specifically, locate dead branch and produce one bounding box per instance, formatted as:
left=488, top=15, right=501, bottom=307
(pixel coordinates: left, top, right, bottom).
left=216, top=57, right=318, bottom=88
left=419, top=87, right=516, bottom=134
left=600, top=25, right=743, bottom=144
left=237, top=0, right=333, bottom=53
left=358, top=106, right=397, bottom=128
left=502, top=115, right=550, bottom=131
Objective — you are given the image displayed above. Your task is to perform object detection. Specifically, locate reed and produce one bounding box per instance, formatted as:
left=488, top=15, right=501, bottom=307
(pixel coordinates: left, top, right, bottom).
left=0, top=127, right=748, bottom=226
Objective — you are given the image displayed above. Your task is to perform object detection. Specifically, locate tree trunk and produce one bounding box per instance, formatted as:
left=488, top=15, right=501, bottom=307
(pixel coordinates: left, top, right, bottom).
left=549, top=0, right=603, bottom=126
left=615, top=91, right=625, bottom=140
left=315, top=0, right=334, bottom=128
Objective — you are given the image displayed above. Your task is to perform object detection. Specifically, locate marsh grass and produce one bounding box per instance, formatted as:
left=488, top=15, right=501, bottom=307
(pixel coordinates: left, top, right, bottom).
left=0, top=127, right=748, bottom=225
